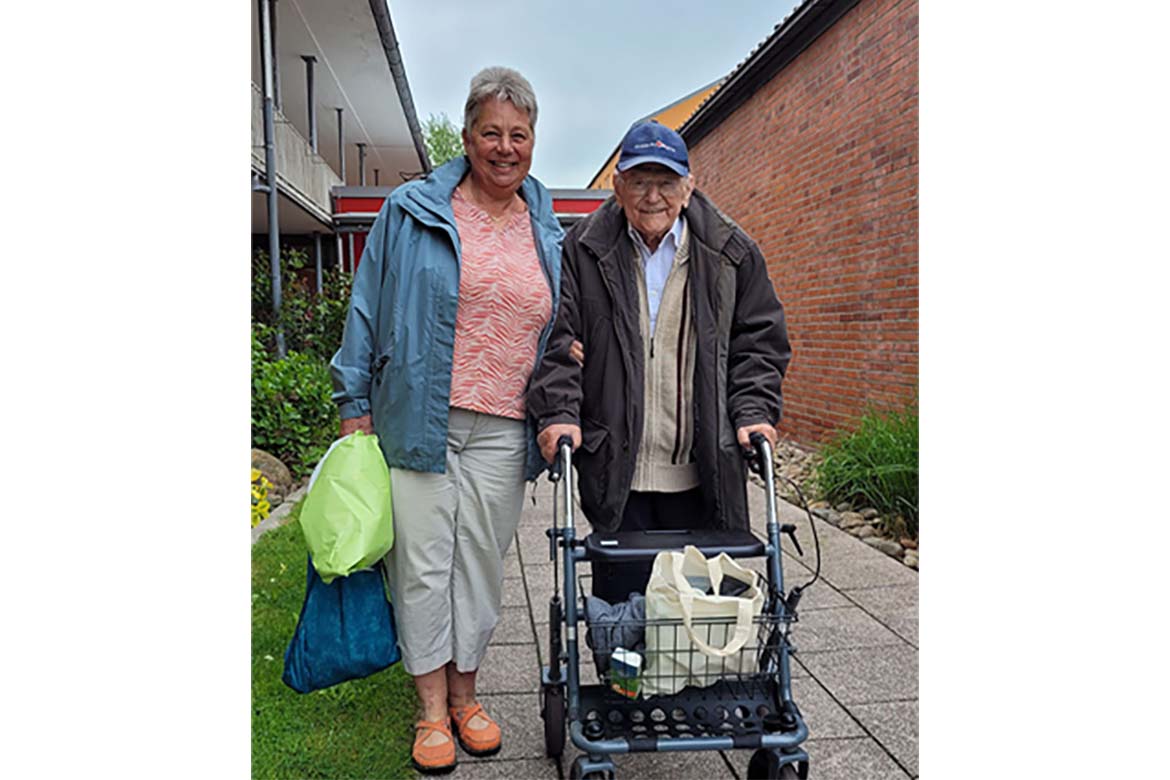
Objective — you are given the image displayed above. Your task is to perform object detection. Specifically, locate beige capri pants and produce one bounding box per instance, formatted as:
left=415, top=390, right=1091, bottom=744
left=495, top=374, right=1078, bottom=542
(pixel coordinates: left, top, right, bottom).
left=385, top=407, right=527, bottom=676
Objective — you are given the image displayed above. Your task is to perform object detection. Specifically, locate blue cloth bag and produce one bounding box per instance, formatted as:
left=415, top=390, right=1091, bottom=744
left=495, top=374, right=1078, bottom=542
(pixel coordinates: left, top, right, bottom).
left=282, top=555, right=401, bottom=693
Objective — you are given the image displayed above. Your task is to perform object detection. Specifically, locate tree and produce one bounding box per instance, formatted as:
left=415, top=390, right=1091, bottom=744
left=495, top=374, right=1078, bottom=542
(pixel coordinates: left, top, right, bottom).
left=422, top=113, right=463, bottom=168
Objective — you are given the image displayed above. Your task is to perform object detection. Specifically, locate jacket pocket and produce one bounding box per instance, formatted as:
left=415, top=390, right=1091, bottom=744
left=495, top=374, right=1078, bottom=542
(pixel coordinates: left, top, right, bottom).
left=371, top=350, right=392, bottom=387
left=579, top=418, right=609, bottom=454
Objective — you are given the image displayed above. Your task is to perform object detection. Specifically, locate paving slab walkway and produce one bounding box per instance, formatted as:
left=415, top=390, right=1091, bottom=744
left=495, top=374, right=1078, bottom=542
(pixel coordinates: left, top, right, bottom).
left=444, top=477, right=912, bottom=780
left=454, top=475, right=918, bottom=780
left=254, top=473, right=919, bottom=778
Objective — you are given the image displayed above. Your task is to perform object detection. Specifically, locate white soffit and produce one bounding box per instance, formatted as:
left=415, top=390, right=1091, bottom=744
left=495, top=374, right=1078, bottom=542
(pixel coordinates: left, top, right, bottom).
left=251, top=0, right=425, bottom=187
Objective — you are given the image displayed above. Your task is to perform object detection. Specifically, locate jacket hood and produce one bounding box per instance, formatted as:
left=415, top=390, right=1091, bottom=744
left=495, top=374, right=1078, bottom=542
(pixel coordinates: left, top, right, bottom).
left=397, top=155, right=559, bottom=233
left=575, top=189, right=750, bottom=265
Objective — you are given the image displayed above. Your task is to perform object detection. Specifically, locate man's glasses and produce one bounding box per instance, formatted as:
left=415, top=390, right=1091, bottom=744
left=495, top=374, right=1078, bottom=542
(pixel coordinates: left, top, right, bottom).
left=623, top=176, right=685, bottom=197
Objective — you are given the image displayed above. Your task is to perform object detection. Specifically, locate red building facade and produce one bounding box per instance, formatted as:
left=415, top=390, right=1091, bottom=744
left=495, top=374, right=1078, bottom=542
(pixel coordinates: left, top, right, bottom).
left=683, top=0, right=918, bottom=445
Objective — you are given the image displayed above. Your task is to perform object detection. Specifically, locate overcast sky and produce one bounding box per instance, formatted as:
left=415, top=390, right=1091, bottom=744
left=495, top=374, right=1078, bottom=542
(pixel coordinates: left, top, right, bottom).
left=388, top=0, right=802, bottom=188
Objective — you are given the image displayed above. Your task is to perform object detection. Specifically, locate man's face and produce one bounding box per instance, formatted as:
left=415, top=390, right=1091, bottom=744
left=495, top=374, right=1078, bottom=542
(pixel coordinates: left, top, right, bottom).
left=614, top=163, right=695, bottom=245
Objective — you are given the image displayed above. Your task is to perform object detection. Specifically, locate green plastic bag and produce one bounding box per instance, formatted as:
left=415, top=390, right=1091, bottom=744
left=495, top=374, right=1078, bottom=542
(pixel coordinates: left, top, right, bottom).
left=298, top=431, right=393, bottom=583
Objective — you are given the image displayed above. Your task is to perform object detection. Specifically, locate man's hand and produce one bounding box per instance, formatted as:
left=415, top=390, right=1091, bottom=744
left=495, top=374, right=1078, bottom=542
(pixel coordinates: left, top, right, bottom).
left=340, top=415, right=374, bottom=437
left=569, top=339, right=584, bottom=367
left=737, top=422, right=778, bottom=452
left=538, top=423, right=582, bottom=464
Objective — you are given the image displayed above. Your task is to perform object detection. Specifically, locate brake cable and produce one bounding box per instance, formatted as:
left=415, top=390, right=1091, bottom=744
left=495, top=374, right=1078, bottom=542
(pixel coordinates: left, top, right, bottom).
left=750, top=443, right=822, bottom=614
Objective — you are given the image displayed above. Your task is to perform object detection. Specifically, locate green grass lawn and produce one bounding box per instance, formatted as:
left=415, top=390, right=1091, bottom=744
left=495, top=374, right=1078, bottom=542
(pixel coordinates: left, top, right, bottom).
left=252, top=504, right=418, bottom=779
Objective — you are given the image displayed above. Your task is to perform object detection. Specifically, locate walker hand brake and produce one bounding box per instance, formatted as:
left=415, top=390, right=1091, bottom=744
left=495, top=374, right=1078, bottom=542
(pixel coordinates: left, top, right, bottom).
left=781, top=523, right=803, bottom=556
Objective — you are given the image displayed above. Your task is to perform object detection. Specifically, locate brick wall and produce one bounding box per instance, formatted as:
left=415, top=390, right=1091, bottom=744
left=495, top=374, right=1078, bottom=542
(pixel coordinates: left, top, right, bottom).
left=688, top=0, right=918, bottom=445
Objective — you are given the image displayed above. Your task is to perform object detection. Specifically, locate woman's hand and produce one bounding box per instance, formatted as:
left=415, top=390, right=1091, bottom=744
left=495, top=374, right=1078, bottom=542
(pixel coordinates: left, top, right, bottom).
left=340, top=415, right=374, bottom=437
left=569, top=339, right=584, bottom=367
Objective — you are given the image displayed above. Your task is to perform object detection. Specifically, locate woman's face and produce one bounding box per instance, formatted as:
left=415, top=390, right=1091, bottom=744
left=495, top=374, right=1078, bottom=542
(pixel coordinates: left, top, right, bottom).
left=462, top=98, right=534, bottom=199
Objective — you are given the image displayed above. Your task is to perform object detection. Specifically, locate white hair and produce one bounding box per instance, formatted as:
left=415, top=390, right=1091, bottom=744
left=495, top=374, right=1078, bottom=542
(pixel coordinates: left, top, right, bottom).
left=463, top=66, right=538, bottom=132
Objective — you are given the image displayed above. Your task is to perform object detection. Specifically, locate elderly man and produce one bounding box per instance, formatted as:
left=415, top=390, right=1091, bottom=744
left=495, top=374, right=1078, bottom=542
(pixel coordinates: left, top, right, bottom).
left=527, top=120, right=792, bottom=603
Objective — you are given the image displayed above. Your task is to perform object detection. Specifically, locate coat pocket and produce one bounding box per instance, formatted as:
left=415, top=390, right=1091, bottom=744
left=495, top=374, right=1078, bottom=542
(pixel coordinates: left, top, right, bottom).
left=371, top=350, right=392, bottom=387
left=579, top=418, right=609, bottom=454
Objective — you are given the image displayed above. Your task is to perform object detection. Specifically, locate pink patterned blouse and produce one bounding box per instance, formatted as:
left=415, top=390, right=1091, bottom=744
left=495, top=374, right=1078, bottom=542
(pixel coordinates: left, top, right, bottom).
left=448, top=187, right=552, bottom=420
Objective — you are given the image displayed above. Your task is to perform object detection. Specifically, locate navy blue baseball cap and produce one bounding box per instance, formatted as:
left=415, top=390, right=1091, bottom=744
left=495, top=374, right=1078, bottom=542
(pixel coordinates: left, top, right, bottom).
left=616, top=120, right=689, bottom=177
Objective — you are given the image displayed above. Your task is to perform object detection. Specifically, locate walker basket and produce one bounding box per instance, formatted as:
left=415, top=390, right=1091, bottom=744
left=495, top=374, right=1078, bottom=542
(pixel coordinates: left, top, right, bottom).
left=579, top=609, right=797, bottom=744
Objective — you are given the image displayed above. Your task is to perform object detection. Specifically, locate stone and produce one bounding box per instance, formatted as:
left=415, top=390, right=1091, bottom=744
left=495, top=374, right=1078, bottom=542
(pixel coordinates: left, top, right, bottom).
left=839, top=511, right=867, bottom=530
left=861, top=508, right=880, bottom=520
left=865, top=537, right=904, bottom=557
left=856, top=526, right=877, bottom=539
left=809, top=500, right=831, bottom=510
left=904, top=551, right=919, bottom=569
left=835, top=501, right=853, bottom=512
left=252, top=449, right=293, bottom=492
left=900, top=537, right=918, bottom=550
left=886, top=515, right=909, bottom=539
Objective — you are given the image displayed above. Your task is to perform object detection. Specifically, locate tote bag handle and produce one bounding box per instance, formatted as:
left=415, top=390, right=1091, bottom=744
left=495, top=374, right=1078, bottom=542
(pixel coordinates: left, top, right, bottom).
left=670, top=551, right=754, bottom=658
left=677, top=590, right=754, bottom=658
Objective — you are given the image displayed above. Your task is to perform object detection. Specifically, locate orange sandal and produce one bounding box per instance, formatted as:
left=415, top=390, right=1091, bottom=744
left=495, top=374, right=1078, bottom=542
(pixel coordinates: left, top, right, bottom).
left=411, top=718, right=457, bottom=775
left=449, top=701, right=502, bottom=756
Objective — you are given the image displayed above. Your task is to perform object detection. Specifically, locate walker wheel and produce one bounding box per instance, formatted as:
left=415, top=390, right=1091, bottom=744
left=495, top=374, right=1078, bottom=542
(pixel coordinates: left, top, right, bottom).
left=568, top=763, right=613, bottom=780
left=541, top=683, right=566, bottom=757
left=746, top=748, right=806, bottom=779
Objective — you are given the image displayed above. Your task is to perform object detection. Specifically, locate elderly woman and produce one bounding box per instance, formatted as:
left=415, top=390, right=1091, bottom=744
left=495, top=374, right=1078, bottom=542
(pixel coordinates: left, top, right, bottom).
left=329, top=66, right=562, bottom=774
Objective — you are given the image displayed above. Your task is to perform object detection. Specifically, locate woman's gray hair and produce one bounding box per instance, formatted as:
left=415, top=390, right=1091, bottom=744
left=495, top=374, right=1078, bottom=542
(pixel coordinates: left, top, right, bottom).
left=463, top=66, right=538, bottom=132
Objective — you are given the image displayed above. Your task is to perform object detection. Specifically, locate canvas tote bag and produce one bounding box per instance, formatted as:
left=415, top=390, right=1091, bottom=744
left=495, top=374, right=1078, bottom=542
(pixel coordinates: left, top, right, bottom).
left=642, top=545, right=765, bottom=696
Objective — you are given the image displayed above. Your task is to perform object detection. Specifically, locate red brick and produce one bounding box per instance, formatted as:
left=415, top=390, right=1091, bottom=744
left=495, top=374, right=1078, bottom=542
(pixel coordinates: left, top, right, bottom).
left=689, top=0, right=918, bottom=445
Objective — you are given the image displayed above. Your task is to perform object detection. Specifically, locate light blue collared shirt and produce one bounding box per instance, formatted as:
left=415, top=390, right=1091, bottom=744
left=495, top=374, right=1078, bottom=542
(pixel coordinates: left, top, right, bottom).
left=628, top=216, right=685, bottom=335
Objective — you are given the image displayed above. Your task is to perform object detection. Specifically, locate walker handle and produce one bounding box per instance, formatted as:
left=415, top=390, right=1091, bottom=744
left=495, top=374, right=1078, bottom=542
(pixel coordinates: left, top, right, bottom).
left=548, top=435, right=574, bottom=483
left=748, top=431, right=771, bottom=480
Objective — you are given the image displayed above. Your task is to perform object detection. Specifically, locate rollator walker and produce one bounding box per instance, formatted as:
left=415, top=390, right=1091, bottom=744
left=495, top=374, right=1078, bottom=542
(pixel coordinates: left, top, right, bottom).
left=540, top=433, right=818, bottom=780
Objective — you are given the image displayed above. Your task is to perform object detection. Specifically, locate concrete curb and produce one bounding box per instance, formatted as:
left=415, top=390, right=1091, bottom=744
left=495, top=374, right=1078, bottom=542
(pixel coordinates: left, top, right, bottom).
left=251, top=484, right=308, bottom=544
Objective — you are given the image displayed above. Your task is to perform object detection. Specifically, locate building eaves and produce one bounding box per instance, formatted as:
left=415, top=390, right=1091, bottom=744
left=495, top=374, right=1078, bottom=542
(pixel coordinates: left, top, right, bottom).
left=586, top=77, right=725, bottom=188
left=677, top=0, right=861, bottom=148
left=367, top=0, right=431, bottom=174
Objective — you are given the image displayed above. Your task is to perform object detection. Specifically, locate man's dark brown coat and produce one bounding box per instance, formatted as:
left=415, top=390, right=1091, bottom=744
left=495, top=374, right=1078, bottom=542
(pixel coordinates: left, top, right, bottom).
left=527, top=190, right=792, bottom=532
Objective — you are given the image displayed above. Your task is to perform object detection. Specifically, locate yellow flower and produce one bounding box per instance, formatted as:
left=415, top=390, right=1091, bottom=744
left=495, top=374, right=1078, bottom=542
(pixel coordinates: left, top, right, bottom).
left=251, top=468, right=272, bottom=526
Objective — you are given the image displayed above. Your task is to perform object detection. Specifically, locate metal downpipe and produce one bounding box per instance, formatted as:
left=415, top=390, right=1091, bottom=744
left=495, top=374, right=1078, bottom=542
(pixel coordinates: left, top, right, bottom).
left=313, top=231, right=323, bottom=294
left=336, top=107, right=346, bottom=183
left=302, top=55, right=318, bottom=152
left=258, top=0, right=286, bottom=358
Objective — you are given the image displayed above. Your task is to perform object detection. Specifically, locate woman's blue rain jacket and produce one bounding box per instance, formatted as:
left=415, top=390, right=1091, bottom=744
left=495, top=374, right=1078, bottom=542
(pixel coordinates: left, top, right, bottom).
left=329, top=156, right=564, bottom=480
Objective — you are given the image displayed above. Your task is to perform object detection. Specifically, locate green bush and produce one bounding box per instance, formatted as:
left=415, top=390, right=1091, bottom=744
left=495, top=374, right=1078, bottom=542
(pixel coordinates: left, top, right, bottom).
left=251, top=339, right=338, bottom=478
left=252, top=247, right=352, bottom=362
left=813, top=404, right=919, bottom=537
left=252, top=246, right=352, bottom=476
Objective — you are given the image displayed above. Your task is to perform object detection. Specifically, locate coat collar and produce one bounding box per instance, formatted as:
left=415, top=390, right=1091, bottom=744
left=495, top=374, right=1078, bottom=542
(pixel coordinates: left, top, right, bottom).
left=400, top=156, right=559, bottom=238
left=577, top=189, right=749, bottom=265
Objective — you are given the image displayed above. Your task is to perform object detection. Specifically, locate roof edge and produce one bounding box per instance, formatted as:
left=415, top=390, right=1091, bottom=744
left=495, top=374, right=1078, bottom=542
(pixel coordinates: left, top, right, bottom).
left=367, top=0, right=432, bottom=175
left=678, top=0, right=861, bottom=148
left=586, top=77, right=725, bottom=189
